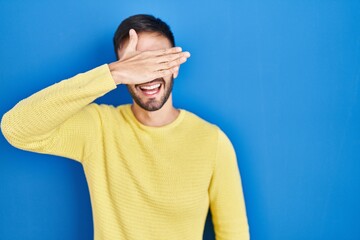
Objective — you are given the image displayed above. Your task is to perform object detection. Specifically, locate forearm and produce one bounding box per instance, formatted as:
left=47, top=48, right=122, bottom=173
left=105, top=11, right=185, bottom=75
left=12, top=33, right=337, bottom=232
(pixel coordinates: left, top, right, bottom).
left=1, top=64, right=116, bottom=146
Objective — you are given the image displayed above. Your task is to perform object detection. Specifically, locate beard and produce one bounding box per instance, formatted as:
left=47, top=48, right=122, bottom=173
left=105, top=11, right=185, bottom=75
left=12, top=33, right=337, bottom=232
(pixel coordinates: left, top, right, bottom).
left=127, top=76, right=174, bottom=112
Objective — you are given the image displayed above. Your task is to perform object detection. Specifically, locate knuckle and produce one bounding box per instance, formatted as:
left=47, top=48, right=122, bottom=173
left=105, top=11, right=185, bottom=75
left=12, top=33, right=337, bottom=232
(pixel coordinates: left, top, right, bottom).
left=165, top=61, right=172, bottom=68
left=166, top=54, right=174, bottom=61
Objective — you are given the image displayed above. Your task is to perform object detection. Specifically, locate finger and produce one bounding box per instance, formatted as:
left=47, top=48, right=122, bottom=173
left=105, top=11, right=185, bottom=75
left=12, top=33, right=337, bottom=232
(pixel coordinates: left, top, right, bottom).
left=156, top=51, right=190, bottom=63
left=123, top=29, right=138, bottom=55
left=173, top=66, right=180, bottom=79
left=151, top=47, right=183, bottom=56
left=158, top=56, right=188, bottom=71
left=173, top=67, right=179, bottom=79
left=154, top=66, right=179, bottom=79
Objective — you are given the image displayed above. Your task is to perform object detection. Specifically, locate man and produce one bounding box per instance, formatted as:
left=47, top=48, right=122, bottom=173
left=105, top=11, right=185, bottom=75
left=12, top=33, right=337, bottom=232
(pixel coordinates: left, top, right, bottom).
left=1, top=14, right=249, bottom=239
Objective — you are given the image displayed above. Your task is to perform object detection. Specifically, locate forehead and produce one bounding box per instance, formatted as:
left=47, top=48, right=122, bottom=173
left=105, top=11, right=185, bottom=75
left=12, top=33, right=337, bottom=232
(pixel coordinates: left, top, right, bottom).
left=135, top=32, right=172, bottom=51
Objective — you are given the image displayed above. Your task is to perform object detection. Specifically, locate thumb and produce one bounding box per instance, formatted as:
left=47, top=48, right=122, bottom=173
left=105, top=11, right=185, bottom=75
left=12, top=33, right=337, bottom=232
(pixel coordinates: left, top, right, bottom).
left=123, top=29, right=138, bottom=55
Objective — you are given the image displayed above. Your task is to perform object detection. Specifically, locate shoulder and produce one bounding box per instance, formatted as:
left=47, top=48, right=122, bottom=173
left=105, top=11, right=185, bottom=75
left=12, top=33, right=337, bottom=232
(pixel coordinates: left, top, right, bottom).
left=182, top=110, right=227, bottom=140
left=183, top=109, right=233, bottom=142
left=182, top=110, right=217, bottom=130
left=181, top=110, right=235, bottom=159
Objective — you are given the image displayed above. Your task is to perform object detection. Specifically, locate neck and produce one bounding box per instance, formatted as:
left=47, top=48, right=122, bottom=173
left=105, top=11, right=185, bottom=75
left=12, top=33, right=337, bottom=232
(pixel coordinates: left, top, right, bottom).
left=131, top=97, right=180, bottom=127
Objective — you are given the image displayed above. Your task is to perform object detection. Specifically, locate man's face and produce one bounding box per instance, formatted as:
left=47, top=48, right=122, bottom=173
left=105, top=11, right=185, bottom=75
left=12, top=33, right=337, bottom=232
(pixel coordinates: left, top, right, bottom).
left=118, top=32, right=174, bottom=111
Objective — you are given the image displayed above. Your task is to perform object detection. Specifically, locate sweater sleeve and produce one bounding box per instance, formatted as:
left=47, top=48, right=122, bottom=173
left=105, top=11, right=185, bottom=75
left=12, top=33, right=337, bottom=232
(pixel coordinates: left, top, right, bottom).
left=209, top=129, right=250, bottom=240
left=0, top=64, right=117, bottom=163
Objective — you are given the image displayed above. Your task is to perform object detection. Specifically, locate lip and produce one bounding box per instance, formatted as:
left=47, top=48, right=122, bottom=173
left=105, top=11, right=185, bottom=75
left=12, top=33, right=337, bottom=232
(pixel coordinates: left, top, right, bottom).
left=136, top=79, right=164, bottom=97
left=135, top=78, right=164, bottom=88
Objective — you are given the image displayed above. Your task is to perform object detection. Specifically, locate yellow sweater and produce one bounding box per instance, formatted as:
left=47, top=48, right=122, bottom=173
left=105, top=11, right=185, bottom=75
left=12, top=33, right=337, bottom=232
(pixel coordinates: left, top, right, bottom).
left=1, top=65, right=249, bottom=240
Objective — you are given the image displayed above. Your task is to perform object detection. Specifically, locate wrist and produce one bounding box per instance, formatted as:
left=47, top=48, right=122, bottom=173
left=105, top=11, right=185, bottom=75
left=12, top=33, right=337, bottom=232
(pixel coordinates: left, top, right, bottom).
left=108, top=62, right=123, bottom=85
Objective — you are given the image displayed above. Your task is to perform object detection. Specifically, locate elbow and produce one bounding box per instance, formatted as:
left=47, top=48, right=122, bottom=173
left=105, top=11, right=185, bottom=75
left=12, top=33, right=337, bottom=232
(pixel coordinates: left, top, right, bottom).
left=1, top=112, right=26, bottom=149
left=1, top=111, right=51, bottom=152
left=1, top=112, right=12, bottom=143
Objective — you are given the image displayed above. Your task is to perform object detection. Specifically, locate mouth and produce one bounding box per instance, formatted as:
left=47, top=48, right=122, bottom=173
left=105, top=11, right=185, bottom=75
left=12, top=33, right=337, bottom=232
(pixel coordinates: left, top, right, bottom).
left=136, top=79, right=164, bottom=97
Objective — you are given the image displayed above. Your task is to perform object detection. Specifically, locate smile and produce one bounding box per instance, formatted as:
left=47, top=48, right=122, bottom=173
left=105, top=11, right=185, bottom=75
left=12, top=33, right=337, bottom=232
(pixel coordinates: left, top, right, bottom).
left=137, top=82, right=162, bottom=96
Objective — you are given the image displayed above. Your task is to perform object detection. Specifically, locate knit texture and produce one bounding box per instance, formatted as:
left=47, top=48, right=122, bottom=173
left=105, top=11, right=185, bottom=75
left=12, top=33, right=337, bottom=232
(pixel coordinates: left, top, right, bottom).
left=1, top=64, right=249, bottom=240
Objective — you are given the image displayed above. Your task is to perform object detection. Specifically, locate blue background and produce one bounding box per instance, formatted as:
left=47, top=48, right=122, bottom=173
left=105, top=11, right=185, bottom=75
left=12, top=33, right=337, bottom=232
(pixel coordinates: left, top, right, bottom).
left=1, top=0, right=359, bottom=239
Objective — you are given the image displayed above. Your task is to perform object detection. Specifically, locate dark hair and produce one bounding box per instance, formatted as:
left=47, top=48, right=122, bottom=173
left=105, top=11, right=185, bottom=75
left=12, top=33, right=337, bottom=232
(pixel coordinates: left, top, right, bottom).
left=113, top=14, right=175, bottom=59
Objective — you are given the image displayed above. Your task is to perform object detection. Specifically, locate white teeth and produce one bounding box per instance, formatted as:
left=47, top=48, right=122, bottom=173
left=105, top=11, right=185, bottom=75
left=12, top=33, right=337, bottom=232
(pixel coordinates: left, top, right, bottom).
left=140, top=83, right=161, bottom=90
left=145, top=90, right=158, bottom=95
